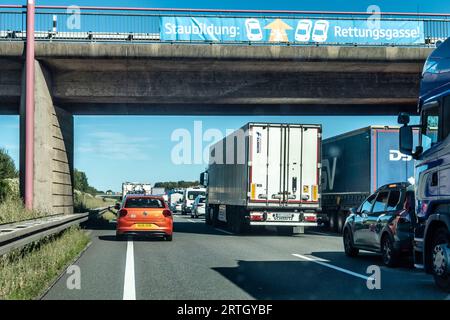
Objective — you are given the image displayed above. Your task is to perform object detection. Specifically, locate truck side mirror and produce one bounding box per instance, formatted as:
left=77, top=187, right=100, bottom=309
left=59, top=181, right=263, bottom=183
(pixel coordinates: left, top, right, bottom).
left=114, top=203, right=121, bottom=210
left=200, top=172, right=208, bottom=186
left=399, top=125, right=413, bottom=155
left=397, top=113, right=410, bottom=125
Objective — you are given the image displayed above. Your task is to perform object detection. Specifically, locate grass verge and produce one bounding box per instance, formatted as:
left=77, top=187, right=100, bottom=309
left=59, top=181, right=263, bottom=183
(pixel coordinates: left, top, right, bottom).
left=102, top=209, right=117, bottom=222
left=74, top=192, right=116, bottom=212
left=0, top=197, right=46, bottom=225
left=0, top=226, right=90, bottom=300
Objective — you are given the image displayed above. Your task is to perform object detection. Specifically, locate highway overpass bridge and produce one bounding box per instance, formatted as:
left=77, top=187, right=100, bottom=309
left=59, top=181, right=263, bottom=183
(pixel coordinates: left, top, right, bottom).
left=0, top=41, right=431, bottom=115
left=0, top=4, right=440, bottom=215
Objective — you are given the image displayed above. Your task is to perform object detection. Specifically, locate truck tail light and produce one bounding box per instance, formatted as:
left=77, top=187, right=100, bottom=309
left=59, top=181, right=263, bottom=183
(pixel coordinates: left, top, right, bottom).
left=304, top=214, right=317, bottom=222
left=250, top=212, right=265, bottom=221
left=421, top=202, right=428, bottom=215
left=162, top=209, right=172, bottom=218
left=119, top=209, right=128, bottom=217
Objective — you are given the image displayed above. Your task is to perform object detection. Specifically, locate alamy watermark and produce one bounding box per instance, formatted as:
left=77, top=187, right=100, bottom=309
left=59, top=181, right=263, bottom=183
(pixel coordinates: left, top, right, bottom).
left=66, top=265, right=81, bottom=290
left=366, top=265, right=381, bottom=290
left=171, top=121, right=248, bottom=165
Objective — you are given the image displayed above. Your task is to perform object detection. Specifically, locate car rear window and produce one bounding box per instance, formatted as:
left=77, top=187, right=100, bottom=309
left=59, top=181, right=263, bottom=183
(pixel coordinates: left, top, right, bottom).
left=386, top=190, right=401, bottom=211
left=372, top=192, right=389, bottom=213
left=360, top=194, right=376, bottom=213
left=125, top=198, right=164, bottom=208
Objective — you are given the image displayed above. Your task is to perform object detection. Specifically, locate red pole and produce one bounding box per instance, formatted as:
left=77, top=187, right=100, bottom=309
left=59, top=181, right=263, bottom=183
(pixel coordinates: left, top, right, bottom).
left=25, top=0, right=35, bottom=210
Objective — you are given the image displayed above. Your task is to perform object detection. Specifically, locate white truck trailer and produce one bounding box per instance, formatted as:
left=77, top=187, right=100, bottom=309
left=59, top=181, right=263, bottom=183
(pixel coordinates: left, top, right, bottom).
left=201, top=123, right=322, bottom=235
left=121, top=182, right=152, bottom=199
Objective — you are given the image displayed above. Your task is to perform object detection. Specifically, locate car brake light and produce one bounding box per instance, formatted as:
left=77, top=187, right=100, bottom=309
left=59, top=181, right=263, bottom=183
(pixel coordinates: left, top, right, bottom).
left=305, top=215, right=317, bottom=222
left=163, top=209, right=172, bottom=218
left=119, top=209, right=128, bottom=217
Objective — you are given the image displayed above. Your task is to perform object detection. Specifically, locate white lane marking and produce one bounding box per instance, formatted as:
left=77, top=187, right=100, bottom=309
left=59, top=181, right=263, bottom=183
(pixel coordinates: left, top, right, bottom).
left=123, top=240, right=136, bottom=300
left=215, top=228, right=234, bottom=235
left=292, top=253, right=373, bottom=281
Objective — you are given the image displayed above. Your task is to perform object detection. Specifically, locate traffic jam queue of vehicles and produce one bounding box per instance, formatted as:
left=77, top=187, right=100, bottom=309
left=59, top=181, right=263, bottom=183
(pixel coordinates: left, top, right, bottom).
left=200, top=123, right=321, bottom=235
left=398, top=37, right=450, bottom=292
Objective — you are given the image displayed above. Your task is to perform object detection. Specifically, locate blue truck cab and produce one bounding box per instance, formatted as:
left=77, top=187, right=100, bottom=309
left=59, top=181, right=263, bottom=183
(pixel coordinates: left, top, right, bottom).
left=398, top=38, right=450, bottom=292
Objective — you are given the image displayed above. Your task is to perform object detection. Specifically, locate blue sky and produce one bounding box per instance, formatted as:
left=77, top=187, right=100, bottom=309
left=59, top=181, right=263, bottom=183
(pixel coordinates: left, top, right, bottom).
left=0, top=0, right=438, bottom=191
left=1, top=115, right=412, bottom=192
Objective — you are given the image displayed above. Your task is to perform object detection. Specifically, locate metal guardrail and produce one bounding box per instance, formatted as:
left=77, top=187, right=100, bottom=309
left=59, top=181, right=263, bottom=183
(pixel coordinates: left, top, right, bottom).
left=0, top=206, right=110, bottom=256
left=0, top=6, right=448, bottom=46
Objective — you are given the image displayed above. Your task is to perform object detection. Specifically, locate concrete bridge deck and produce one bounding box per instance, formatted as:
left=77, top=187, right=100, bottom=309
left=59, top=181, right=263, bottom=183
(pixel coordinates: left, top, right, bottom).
left=0, top=42, right=431, bottom=115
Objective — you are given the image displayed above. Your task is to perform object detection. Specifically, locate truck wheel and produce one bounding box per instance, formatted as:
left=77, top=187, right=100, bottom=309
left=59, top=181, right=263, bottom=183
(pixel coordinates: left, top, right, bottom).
left=277, top=226, right=294, bottom=236
left=233, top=216, right=243, bottom=234
left=343, top=228, right=359, bottom=257
left=431, top=227, right=450, bottom=292
left=226, top=207, right=239, bottom=233
left=381, top=233, right=399, bottom=267
left=329, top=212, right=338, bottom=232
left=230, top=208, right=249, bottom=234
left=205, top=207, right=213, bottom=225
left=337, top=212, right=346, bottom=234
left=211, top=206, right=219, bottom=227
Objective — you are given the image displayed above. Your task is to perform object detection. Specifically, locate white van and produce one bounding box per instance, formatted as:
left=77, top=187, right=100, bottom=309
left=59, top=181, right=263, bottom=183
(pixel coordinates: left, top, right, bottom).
left=182, top=187, right=206, bottom=215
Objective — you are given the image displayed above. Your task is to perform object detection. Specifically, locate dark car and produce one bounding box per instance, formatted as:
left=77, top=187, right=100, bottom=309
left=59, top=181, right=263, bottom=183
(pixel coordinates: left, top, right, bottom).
left=343, top=182, right=416, bottom=267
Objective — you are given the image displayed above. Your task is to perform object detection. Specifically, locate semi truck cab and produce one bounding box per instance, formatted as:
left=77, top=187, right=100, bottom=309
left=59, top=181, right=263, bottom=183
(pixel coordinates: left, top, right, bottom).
left=398, top=38, right=450, bottom=292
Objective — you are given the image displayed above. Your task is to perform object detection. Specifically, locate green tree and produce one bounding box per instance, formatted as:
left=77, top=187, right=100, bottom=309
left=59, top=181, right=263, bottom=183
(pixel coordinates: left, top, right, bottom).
left=0, top=148, right=18, bottom=180
left=85, top=185, right=99, bottom=195
left=73, top=169, right=89, bottom=193
left=154, top=181, right=200, bottom=189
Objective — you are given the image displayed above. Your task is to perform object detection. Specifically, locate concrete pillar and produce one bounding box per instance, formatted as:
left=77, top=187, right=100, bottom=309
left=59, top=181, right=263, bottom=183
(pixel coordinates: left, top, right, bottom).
left=20, top=60, right=74, bottom=214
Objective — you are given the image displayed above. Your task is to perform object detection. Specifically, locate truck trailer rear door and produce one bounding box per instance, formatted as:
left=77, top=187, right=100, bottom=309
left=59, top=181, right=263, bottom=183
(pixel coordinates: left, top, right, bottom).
left=249, top=124, right=320, bottom=205
left=249, top=124, right=283, bottom=203
left=297, top=127, right=320, bottom=204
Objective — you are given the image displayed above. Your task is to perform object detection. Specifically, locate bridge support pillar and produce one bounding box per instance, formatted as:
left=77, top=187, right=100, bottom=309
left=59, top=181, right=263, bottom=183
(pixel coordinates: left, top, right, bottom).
left=20, top=60, right=74, bottom=214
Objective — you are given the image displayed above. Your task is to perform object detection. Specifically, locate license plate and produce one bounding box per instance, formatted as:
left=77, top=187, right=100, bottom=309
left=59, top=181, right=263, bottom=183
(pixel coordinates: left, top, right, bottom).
left=135, top=223, right=157, bottom=229
left=273, top=213, right=294, bottom=221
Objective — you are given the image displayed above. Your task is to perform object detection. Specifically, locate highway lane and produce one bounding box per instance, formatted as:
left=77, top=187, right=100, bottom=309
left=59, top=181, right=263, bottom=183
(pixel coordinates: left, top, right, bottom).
left=43, top=215, right=449, bottom=300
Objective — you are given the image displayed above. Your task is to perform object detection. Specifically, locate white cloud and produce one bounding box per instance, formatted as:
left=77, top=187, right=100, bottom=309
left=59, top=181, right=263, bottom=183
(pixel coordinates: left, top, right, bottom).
left=77, top=131, right=156, bottom=160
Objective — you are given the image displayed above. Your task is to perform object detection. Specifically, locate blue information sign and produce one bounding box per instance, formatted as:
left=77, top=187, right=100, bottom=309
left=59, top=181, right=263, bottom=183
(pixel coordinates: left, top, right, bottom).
left=160, top=16, right=424, bottom=45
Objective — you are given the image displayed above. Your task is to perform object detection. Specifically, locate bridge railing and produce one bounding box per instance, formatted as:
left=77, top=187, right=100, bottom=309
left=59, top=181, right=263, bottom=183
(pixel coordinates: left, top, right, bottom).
left=0, top=6, right=448, bottom=46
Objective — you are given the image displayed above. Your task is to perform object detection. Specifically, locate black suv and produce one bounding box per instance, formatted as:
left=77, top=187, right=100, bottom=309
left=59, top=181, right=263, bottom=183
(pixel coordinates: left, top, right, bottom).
left=343, top=182, right=416, bottom=267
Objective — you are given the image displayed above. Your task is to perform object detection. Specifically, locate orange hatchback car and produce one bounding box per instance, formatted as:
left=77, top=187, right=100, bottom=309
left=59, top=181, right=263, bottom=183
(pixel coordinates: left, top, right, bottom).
left=116, top=195, right=173, bottom=241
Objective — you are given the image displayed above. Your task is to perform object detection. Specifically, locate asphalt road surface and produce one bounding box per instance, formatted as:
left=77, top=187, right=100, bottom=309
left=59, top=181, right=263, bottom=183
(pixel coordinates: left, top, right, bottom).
left=43, top=214, right=450, bottom=300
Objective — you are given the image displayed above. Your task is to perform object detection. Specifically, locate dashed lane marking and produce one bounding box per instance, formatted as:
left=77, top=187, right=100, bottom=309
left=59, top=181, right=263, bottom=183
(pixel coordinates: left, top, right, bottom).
left=292, top=253, right=373, bottom=281
left=123, top=240, right=136, bottom=300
